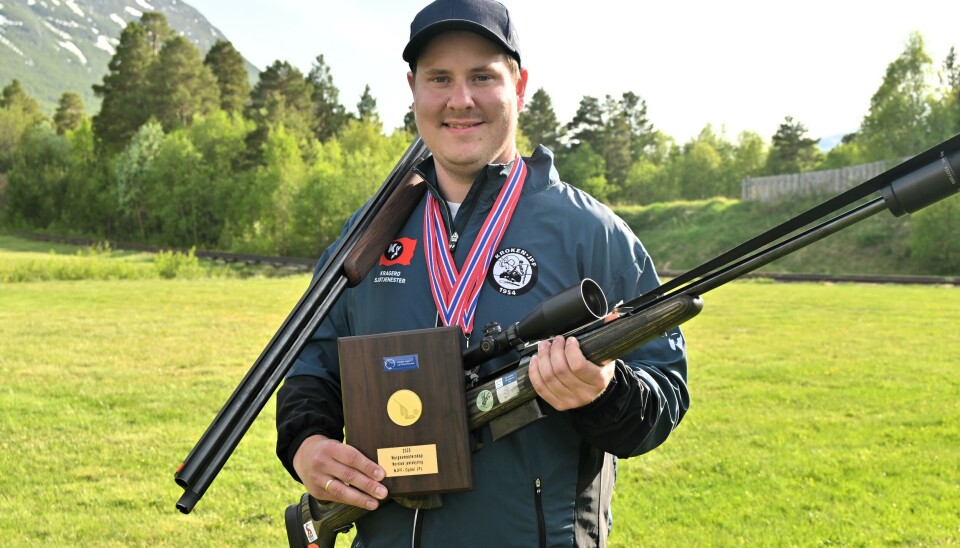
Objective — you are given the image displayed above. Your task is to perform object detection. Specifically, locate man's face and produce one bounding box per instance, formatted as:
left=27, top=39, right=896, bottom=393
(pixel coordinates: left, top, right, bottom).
left=408, top=31, right=528, bottom=181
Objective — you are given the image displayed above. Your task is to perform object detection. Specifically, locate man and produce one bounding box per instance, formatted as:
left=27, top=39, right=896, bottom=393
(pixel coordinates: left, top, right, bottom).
left=276, top=0, right=689, bottom=545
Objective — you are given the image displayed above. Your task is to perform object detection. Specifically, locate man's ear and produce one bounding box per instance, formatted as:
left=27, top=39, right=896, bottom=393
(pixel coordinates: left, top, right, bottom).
left=407, top=71, right=415, bottom=94
left=516, top=68, right=529, bottom=111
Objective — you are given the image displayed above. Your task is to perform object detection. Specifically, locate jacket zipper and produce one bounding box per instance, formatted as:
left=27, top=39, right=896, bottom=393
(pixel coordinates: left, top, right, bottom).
left=534, top=477, right=546, bottom=548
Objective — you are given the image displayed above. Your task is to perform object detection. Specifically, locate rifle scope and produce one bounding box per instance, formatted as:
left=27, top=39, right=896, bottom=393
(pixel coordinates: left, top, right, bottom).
left=462, top=278, right=607, bottom=368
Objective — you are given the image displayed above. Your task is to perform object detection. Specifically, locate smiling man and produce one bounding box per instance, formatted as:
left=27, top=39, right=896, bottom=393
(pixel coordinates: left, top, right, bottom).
left=276, top=1, right=690, bottom=546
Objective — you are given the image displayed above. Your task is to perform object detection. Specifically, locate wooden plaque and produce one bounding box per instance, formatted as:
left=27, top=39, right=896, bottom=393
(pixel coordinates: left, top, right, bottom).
left=338, top=326, right=473, bottom=496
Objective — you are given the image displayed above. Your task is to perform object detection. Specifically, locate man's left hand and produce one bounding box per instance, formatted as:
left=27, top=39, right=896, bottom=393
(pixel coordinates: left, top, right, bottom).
left=529, top=336, right=615, bottom=411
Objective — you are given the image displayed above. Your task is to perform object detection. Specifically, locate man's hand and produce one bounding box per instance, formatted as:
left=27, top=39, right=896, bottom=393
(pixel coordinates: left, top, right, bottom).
left=292, top=434, right=389, bottom=510
left=529, top=335, right=615, bottom=411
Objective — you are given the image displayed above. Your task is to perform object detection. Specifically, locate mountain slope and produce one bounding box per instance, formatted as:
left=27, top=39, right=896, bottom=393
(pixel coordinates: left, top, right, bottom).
left=0, top=0, right=257, bottom=115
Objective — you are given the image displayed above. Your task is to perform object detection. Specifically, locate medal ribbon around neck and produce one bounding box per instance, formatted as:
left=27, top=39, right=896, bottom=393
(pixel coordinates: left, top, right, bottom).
left=423, top=157, right=528, bottom=336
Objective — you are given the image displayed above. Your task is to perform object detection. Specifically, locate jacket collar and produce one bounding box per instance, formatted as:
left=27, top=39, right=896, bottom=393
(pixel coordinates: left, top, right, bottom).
left=414, top=145, right=558, bottom=208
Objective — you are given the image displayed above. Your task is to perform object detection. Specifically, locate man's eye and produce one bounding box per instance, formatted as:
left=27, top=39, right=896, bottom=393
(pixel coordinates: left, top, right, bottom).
left=431, top=76, right=449, bottom=84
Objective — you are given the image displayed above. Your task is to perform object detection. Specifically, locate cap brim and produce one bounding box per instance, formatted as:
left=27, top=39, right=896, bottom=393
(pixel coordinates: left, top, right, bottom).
left=402, top=19, right=517, bottom=64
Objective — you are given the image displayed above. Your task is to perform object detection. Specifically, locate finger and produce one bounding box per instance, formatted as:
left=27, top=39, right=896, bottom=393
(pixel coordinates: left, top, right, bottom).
left=537, top=339, right=581, bottom=410
left=529, top=352, right=562, bottom=407
left=321, top=477, right=384, bottom=511
left=547, top=336, right=581, bottom=392
left=561, top=337, right=599, bottom=385
left=325, top=443, right=389, bottom=500
left=327, top=441, right=386, bottom=483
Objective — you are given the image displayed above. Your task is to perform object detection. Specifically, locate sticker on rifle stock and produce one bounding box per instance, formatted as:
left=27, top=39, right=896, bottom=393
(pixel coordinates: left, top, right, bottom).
left=495, top=371, right=519, bottom=403
left=476, top=390, right=494, bottom=412
left=387, top=389, right=422, bottom=426
left=303, top=521, right=318, bottom=543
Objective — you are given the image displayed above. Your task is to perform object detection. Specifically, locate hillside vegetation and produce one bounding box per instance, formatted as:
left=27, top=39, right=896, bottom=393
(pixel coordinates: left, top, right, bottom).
left=613, top=195, right=948, bottom=276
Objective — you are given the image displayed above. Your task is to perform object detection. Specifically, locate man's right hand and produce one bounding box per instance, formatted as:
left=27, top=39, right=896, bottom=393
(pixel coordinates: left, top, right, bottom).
left=292, top=434, right=389, bottom=510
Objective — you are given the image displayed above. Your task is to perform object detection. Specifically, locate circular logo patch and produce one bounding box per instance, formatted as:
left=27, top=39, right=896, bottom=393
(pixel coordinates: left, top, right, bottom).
left=487, top=248, right=538, bottom=296
left=476, top=390, right=494, bottom=412
left=387, top=389, right=422, bottom=426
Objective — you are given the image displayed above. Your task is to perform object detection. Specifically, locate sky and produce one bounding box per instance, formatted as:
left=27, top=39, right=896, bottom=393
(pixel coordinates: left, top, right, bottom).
left=186, top=0, right=960, bottom=145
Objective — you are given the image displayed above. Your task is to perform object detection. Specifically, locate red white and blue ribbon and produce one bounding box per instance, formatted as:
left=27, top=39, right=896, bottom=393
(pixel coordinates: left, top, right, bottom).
left=423, top=157, right=527, bottom=336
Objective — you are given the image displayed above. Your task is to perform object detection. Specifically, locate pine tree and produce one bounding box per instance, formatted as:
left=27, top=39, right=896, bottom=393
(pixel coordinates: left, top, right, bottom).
left=147, top=35, right=219, bottom=131
left=53, top=92, right=86, bottom=135
left=92, top=22, right=154, bottom=152
left=518, top=87, right=560, bottom=151
left=141, top=12, right=173, bottom=54
left=307, top=55, right=347, bottom=141
left=566, top=96, right=603, bottom=150
left=204, top=40, right=251, bottom=113
left=244, top=61, right=315, bottom=158
left=766, top=115, right=821, bottom=174
left=356, top=84, right=379, bottom=124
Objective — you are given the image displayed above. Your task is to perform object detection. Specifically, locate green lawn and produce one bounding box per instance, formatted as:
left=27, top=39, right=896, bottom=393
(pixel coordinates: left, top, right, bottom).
left=0, top=274, right=957, bottom=545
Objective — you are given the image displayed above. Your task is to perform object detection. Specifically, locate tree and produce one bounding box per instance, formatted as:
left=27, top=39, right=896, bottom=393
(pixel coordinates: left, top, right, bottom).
left=204, top=40, right=251, bottom=113
left=1, top=80, right=44, bottom=118
left=140, top=12, right=173, bottom=54
left=556, top=141, right=609, bottom=201
left=53, top=92, right=86, bottom=135
left=307, top=55, right=348, bottom=141
left=356, top=84, right=380, bottom=125
left=403, top=107, right=418, bottom=135
left=618, top=91, right=656, bottom=160
left=3, top=124, right=70, bottom=228
left=113, top=121, right=165, bottom=239
left=92, top=21, right=155, bottom=152
left=245, top=61, right=315, bottom=157
left=0, top=80, right=47, bottom=172
left=765, top=115, right=821, bottom=174
left=519, top=88, right=561, bottom=152
left=566, top=95, right=603, bottom=150
left=147, top=35, right=219, bottom=131
left=930, top=46, right=960, bottom=142
left=860, top=32, right=934, bottom=161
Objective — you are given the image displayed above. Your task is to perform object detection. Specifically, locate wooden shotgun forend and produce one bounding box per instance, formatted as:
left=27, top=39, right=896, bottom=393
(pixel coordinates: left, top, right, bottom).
left=343, top=172, right=427, bottom=286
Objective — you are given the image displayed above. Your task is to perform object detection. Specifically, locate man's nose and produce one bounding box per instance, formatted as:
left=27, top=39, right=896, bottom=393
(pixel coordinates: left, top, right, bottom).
left=446, top=82, right=475, bottom=110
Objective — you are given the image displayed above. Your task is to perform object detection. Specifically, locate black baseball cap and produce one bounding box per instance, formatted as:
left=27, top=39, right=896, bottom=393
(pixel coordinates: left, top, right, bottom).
left=403, top=0, right=521, bottom=66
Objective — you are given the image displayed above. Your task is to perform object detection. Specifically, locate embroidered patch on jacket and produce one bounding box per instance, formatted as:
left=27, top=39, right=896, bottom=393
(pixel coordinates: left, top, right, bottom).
left=486, top=247, right=538, bottom=296
left=380, top=237, right=417, bottom=267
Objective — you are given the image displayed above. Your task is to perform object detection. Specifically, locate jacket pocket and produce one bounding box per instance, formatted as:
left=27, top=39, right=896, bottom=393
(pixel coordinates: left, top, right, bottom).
left=534, top=477, right=546, bottom=548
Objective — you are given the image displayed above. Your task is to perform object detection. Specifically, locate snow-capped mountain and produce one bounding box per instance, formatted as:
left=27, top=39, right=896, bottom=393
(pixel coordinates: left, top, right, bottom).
left=0, top=0, right=255, bottom=113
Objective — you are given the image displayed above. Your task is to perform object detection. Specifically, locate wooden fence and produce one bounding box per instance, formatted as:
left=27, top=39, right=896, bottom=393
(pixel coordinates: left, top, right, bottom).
left=741, top=160, right=893, bottom=202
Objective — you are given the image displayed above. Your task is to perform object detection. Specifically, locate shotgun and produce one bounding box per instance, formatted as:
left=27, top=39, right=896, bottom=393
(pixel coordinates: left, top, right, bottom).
left=174, top=137, right=431, bottom=514
left=285, top=132, right=960, bottom=548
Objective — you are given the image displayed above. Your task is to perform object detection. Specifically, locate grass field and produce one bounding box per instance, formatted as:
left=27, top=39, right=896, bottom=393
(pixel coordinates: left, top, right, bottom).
left=1, top=249, right=958, bottom=545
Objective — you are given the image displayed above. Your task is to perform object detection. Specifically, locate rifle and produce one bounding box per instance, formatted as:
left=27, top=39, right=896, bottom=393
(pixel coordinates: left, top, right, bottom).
left=284, top=132, right=960, bottom=548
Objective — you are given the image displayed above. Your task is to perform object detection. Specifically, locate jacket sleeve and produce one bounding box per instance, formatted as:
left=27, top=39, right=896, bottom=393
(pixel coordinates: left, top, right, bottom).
left=567, top=215, right=690, bottom=459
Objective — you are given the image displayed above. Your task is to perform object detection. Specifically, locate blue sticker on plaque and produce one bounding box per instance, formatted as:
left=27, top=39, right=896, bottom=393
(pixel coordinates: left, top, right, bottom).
left=383, top=354, right=420, bottom=372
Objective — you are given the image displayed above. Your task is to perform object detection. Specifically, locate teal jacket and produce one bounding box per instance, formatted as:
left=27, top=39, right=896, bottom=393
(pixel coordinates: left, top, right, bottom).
left=277, top=145, right=689, bottom=547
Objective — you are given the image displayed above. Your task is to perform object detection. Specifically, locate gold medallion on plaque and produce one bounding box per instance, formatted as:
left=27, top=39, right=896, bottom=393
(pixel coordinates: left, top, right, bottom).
left=387, top=389, right=422, bottom=426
